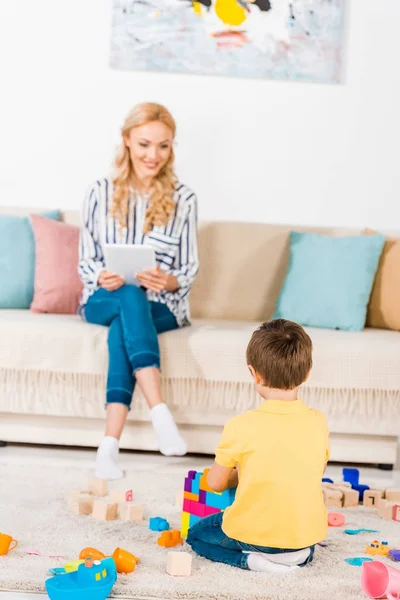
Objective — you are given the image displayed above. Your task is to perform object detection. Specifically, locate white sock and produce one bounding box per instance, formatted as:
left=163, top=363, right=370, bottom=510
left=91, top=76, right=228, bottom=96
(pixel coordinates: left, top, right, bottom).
left=247, top=553, right=300, bottom=573
left=151, top=403, right=187, bottom=457
left=251, top=548, right=311, bottom=566
left=95, top=436, right=124, bottom=480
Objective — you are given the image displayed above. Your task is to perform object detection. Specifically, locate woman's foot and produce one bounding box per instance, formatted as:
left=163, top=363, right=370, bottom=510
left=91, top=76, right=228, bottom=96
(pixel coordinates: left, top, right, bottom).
left=151, top=403, right=187, bottom=456
left=95, top=436, right=124, bottom=480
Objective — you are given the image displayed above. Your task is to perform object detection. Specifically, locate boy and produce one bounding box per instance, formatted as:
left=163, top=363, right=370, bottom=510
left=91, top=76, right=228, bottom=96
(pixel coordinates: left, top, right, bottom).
left=187, top=319, right=329, bottom=572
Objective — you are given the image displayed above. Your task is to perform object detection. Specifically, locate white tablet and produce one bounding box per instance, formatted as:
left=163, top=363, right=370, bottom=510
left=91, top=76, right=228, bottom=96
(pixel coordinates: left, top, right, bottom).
left=104, top=244, right=156, bottom=286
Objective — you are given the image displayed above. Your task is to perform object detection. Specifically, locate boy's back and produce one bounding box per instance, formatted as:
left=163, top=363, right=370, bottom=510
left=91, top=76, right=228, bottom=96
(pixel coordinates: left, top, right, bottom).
left=216, top=400, right=329, bottom=548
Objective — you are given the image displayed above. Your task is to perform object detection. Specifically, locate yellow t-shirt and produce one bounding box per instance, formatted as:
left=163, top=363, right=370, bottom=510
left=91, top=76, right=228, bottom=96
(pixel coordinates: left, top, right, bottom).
left=215, top=399, right=329, bottom=549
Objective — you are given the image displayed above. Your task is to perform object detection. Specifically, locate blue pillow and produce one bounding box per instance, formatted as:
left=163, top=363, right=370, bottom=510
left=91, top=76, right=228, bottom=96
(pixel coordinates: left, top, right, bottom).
left=273, top=231, right=386, bottom=331
left=0, top=211, right=61, bottom=308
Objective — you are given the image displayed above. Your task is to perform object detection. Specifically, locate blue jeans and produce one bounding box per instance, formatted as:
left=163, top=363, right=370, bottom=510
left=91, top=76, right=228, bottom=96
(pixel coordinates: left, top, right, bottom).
left=84, top=286, right=178, bottom=408
left=186, top=512, right=315, bottom=570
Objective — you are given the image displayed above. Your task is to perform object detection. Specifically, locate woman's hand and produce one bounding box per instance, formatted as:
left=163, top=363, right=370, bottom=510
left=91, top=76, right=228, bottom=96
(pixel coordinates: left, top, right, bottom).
left=98, top=270, right=125, bottom=292
left=136, top=266, right=178, bottom=293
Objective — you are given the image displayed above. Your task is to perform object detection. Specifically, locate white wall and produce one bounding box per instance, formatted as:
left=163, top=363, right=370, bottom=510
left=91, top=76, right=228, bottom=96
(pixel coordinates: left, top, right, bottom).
left=0, top=0, right=399, bottom=229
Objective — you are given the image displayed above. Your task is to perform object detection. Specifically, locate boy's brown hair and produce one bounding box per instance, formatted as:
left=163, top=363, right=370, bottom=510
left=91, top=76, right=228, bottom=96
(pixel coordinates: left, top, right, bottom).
left=246, top=319, right=312, bottom=390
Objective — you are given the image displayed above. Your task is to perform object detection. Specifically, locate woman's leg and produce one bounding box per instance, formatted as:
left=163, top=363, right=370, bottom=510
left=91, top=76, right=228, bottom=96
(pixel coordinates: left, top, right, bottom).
left=186, top=512, right=248, bottom=569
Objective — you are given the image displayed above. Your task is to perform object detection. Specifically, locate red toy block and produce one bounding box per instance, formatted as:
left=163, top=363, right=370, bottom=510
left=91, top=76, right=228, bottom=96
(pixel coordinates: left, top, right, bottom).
left=204, top=505, right=221, bottom=517
left=393, top=505, right=400, bottom=522
left=182, top=498, right=192, bottom=513
left=189, top=501, right=207, bottom=518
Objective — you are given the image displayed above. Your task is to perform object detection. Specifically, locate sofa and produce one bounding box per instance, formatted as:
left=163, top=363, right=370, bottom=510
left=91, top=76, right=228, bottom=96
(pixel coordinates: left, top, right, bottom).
left=0, top=207, right=399, bottom=468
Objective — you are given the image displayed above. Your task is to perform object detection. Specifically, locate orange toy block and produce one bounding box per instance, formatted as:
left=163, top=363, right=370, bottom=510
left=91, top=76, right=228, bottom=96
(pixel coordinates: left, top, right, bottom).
left=200, top=468, right=214, bottom=493
left=183, top=492, right=198, bottom=502
left=342, top=489, right=359, bottom=508
left=377, top=500, right=396, bottom=520
left=70, top=494, right=94, bottom=516
left=110, top=489, right=133, bottom=503
left=166, top=551, right=192, bottom=576
left=323, top=489, right=343, bottom=508
left=385, top=489, right=400, bottom=502
left=92, top=498, right=118, bottom=521
left=88, top=478, right=108, bottom=497
left=118, top=503, right=144, bottom=522
left=158, top=530, right=183, bottom=548
left=363, top=490, right=384, bottom=508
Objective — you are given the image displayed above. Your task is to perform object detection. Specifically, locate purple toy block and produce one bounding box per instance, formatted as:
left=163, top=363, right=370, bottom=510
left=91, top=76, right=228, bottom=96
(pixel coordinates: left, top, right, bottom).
left=188, top=470, right=197, bottom=479
left=199, top=490, right=207, bottom=504
left=184, top=478, right=192, bottom=492
left=204, top=505, right=221, bottom=517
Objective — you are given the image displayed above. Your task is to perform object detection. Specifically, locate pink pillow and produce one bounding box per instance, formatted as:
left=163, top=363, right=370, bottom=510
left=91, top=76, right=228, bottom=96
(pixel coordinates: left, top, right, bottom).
left=30, top=214, right=83, bottom=314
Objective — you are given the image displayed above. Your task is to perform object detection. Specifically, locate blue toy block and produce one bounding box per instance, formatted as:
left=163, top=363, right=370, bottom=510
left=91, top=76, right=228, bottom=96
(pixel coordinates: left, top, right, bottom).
left=205, top=491, right=232, bottom=510
left=353, top=484, right=369, bottom=502
left=189, top=514, right=202, bottom=528
left=343, top=468, right=360, bottom=486
left=191, top=473, right=201, bottom=495
left=149, top=517, right=170, bottom=531
left=322, top=478, right=334, bottom=484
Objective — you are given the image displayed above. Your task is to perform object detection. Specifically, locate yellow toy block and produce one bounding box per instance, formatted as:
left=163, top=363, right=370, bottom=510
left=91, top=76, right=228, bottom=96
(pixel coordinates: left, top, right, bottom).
left=181, top=511, right=190, bottom=538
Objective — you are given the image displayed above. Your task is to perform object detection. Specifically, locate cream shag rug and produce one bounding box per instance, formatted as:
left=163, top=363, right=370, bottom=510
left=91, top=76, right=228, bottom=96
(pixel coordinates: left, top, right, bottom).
left=0, top=456, right=400, bottom=600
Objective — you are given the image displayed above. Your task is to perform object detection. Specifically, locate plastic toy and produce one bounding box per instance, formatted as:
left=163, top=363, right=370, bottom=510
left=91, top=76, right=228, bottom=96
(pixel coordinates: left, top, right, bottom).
left=45, top=557, right=117, bottom=600
left=166, top=551, right=192, bottom=577
left=149, top=517, right=170, bottom=531
left=64, top=560, right=85, bottom=573
left=48, top=568, right=66, bottom=577
left=343, top=468, right=369, bottom=501
left=366, top=541, right=391, bottom=557
left=322, top=478, right=334, bottom=484
left=0, top=533, right=18, bottom=556
left=328, top=512, right=345, bottom=527
left=158, top=530, right=183, bottom=548
left=344, top=529, right=379, bottom=536
left=24, top=548, right=65, bottom=559
left=181, top=469, right=236, bottom=538
left=389, top=550, right=400, bottom=562
left=79, top=548, right=106, bottom=561
left=112, top=547, right=140, bottom=574
left=361, top=560, right=400, bottom=599
left=345, top=557, right=372, bottom=567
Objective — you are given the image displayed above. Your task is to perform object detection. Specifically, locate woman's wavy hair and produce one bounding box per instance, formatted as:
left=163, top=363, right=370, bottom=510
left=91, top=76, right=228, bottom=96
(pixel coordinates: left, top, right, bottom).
left=111, top=103, right=176, bottom=234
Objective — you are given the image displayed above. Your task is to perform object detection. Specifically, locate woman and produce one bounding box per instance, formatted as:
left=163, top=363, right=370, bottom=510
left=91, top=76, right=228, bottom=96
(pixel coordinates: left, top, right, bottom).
left=78, top=103, right=199, bottom=480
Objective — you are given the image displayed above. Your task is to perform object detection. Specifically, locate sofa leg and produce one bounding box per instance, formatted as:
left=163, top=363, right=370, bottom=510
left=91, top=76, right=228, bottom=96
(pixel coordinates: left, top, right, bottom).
left=378, top=463, right=393, bottom=471
left=0, top=441, right=6, bottom=447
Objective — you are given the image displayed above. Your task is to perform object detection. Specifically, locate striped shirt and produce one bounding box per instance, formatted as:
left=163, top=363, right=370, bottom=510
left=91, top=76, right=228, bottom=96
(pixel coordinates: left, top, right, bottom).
left=78, top=177, right=199, bottom=327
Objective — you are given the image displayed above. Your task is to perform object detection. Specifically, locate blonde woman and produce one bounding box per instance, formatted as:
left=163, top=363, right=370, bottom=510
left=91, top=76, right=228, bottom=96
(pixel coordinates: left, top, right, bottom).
left=78, top=103, right=199, bottom=480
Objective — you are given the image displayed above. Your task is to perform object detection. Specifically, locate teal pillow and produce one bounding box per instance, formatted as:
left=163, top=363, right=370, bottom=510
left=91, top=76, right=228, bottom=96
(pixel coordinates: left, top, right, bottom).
left=0, top=211, right=61, bottom=308
left=273, top=231, right=385, bottom=332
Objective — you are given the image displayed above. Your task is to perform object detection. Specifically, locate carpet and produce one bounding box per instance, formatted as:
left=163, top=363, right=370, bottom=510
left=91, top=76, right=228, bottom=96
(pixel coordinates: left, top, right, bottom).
left=0, top=455, right=399, bottom=600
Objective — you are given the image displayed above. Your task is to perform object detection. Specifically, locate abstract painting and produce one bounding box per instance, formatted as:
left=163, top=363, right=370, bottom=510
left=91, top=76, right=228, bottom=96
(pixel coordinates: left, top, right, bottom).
left=110, top=0, right=345, bottom=83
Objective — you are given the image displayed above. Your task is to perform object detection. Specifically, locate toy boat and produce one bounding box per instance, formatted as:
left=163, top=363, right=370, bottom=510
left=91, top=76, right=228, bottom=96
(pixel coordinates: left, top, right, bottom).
left=45, top=557, right=117, bottom=600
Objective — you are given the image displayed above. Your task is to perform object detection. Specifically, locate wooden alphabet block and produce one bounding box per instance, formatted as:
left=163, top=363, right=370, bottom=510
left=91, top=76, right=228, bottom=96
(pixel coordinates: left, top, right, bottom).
left=323, top=489, right=343, bottom=508
left=377, top=500, right=395, bottom=520
left=88, top=478, right=108, bottom=497
left=393, top=505, right=400, bottom=522
left=70, top=494, right=94, bottom=516
left=118, top=503, right=144, bottom=522
left=342, top=489, right=359, bottom=508
left=385, top=489, right=400, bottom=503
left=92, top=498, right=118, bottom=521
left=166, top=551, right=192, bottom=577
left=110, top=489, right=133, bottom=503
left=363, top=490, right=384, bottom=508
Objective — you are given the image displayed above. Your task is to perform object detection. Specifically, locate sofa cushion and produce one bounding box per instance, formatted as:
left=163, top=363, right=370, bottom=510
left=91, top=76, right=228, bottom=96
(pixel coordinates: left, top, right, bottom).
left=364, top=229, right=400, bottom=331
left=273, top=231, right=385, bottom=331
left=0, top=311, right=399, bottom=392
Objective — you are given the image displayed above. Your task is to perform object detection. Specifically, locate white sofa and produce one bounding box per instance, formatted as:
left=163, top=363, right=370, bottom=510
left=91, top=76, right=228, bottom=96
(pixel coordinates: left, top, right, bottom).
left=0, top=208, right=399, bottom=468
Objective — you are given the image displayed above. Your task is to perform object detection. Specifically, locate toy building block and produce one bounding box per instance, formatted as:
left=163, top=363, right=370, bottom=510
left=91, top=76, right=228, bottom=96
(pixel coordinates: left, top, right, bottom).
left=377, top=499, right=396, bottom=520
left=110, top=488, right=133, bottom=503
left=393, top=505, right=400, bottom=522
left=149, top=517, right=170, bottom=531
left=118, top=503, right=144, bottom=522
left=88, top=478, right=108, bottom=497
left=323, top=489, right=343, bottom=508
left=385, top=489, right=400, bottom=502
left=70, top=494, right=94, bottom=516
left=166, top=551, right=192, bottom=576
left=92, top=498, right=118, bottom=521
left=342, top=468, right=369, bottom=501
left=158, top=530, right=183, bottom=548
left=342, top=489, right=360, bottom=508
left=363, top=489, right=384, bottom=508
left=67, top=490, right=92, bottom=510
